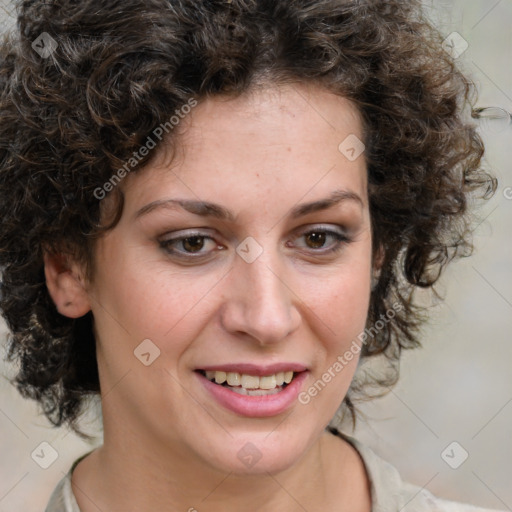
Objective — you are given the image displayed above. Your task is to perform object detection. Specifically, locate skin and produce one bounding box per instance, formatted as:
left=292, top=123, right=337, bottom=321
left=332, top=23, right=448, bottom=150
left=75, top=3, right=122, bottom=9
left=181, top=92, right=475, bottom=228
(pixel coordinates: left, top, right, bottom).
left=45, top=82, right=374, bottom=511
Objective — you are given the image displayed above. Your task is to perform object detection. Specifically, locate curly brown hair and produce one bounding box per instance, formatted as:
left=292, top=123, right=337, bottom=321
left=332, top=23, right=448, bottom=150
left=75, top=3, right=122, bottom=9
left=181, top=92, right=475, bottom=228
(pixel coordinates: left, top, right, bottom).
left=0, top=0, right=495, bottom=436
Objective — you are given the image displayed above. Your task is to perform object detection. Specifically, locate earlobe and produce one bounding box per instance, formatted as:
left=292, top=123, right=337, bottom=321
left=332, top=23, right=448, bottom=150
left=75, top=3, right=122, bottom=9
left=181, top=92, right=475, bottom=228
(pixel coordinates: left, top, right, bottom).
left=43, top=251, right=92, bottom=318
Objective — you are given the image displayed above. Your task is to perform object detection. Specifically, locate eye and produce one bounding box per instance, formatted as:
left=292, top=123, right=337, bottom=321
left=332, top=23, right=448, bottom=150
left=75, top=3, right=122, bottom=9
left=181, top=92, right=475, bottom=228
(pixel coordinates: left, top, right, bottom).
left=159, top=232, right=222, bottom=259
left=291, top=226, right=351, bottom=255
left=158, top=226, right=351, bottom=262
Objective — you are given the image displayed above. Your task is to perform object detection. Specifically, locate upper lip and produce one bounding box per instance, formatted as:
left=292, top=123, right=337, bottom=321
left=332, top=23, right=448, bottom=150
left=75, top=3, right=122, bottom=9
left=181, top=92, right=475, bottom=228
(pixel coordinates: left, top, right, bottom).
left=197, top=363, right=308, bottom=377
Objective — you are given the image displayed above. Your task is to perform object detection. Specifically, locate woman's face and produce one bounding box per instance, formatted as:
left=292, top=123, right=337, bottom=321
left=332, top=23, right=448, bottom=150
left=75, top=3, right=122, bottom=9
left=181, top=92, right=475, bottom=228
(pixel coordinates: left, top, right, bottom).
left=84, top=83, right=373, bottom=474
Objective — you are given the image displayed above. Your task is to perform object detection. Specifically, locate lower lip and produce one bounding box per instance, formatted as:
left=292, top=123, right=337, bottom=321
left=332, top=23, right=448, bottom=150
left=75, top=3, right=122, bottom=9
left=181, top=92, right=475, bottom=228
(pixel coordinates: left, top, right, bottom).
left=196, top=371, right=309, bottom=417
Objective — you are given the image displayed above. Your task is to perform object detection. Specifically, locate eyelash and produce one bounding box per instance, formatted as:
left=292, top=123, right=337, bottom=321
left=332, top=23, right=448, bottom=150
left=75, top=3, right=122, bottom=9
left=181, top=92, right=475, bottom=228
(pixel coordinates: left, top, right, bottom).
left=158, top=227, right=352, bottom=260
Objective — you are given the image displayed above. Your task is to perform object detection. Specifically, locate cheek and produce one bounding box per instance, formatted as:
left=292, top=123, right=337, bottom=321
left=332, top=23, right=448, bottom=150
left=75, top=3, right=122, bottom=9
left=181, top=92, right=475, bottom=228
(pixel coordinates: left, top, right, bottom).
left=90, top=246, right=225, bottom=349
left=304, top=262, right=371, bottom=344
left=298, top=271, right=370, bottom=417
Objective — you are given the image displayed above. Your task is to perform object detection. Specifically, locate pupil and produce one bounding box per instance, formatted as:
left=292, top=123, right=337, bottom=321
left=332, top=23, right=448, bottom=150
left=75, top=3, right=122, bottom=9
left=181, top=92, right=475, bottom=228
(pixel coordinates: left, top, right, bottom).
left=307, top=232, right=325, bottom=249
left=183, top=236, right=204, bottom=252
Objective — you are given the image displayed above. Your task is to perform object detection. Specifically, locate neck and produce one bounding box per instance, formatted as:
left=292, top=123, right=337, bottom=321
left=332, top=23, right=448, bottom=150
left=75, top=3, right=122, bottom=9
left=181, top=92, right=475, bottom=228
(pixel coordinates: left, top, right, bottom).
left=72, top=424, right=368, bottom=512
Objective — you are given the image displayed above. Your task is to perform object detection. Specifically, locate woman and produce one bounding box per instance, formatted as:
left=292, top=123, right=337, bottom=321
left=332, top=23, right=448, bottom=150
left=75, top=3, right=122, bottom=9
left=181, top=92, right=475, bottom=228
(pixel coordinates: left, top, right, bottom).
left=0, top=0, right=501, bottom=510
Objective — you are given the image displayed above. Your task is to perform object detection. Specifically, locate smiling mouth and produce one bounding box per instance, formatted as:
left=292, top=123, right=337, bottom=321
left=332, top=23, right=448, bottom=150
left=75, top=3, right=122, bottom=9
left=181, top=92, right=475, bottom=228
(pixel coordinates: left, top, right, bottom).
left=196, top=369, right=298, bottom=396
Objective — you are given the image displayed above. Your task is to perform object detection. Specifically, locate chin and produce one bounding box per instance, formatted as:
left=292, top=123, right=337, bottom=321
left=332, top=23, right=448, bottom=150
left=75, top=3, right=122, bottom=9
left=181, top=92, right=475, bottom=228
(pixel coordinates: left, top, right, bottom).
left=197, top=430, right=313, bottom=476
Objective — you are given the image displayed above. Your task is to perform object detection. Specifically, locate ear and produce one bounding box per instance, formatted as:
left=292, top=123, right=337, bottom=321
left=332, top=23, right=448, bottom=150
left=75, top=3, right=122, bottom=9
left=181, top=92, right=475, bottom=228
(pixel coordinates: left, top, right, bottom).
left=43, top=251, right=92, bottom=318
left=373, top=243, right=385, bottom=272
left=371, top=244, right=385, bottom=289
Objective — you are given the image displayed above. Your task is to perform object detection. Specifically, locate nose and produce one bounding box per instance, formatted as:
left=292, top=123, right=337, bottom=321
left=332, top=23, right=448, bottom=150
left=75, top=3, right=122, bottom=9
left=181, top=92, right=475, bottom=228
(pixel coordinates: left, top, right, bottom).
left=219, top=249, right=301, bottom=346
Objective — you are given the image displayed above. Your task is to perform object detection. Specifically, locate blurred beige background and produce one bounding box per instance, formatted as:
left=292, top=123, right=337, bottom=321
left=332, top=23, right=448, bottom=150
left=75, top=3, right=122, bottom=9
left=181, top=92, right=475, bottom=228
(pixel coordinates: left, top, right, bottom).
left=1, top=1, right=511, bottom=511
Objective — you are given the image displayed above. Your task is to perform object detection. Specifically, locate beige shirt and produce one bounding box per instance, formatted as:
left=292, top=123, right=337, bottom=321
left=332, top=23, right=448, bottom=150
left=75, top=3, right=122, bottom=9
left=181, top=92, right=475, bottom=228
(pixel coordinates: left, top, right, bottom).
left=45, top=431, right=505, bottom=512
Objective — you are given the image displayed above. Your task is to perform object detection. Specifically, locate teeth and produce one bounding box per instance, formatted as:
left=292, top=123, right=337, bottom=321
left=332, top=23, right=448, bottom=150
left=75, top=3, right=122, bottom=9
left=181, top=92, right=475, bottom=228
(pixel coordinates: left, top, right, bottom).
left=214, top=371, right=226, bottom=384
left=202, top=370, right=297, bottom=390
left=241, top=374, right=260, bottom=389
left=227, top=372, right=241, bottom=386
left=259, top=374, right=276, bottom=389
left=230, top=386, right=282, bottom=396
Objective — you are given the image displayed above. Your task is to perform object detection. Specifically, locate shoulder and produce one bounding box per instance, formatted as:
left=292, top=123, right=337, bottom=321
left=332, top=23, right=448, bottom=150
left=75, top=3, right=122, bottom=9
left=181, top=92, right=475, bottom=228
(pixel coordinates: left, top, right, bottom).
left=331, top=428, right=506, bottom=512
left=45, top=453, right=90, bottom=512
left=45, top=472, right=79, bottom=512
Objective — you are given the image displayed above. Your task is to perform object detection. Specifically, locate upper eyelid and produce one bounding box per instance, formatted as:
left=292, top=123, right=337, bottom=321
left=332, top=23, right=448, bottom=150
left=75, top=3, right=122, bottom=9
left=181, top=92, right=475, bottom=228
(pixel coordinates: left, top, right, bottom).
left=294, top=224, right=347, bottom=235
left=160, top=224, right=347, bottom=242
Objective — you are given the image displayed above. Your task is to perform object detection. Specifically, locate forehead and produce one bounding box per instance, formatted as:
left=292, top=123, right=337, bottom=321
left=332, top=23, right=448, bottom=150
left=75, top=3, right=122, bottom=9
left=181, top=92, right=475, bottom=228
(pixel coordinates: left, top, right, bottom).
left=121, top=83, right=367, bottom=217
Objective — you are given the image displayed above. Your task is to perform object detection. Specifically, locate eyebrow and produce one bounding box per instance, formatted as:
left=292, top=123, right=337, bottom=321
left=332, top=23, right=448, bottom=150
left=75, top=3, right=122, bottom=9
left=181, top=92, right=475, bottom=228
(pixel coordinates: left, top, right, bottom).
left=134, top=188, right=364, bottom=222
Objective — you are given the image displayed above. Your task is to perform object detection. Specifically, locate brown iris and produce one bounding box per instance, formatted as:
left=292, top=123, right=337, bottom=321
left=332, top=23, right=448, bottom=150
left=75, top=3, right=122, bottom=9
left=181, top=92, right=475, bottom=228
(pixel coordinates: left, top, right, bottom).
left=305, top=231, right=327, bottom=249
left=182, top=236, right=205, bottom=253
